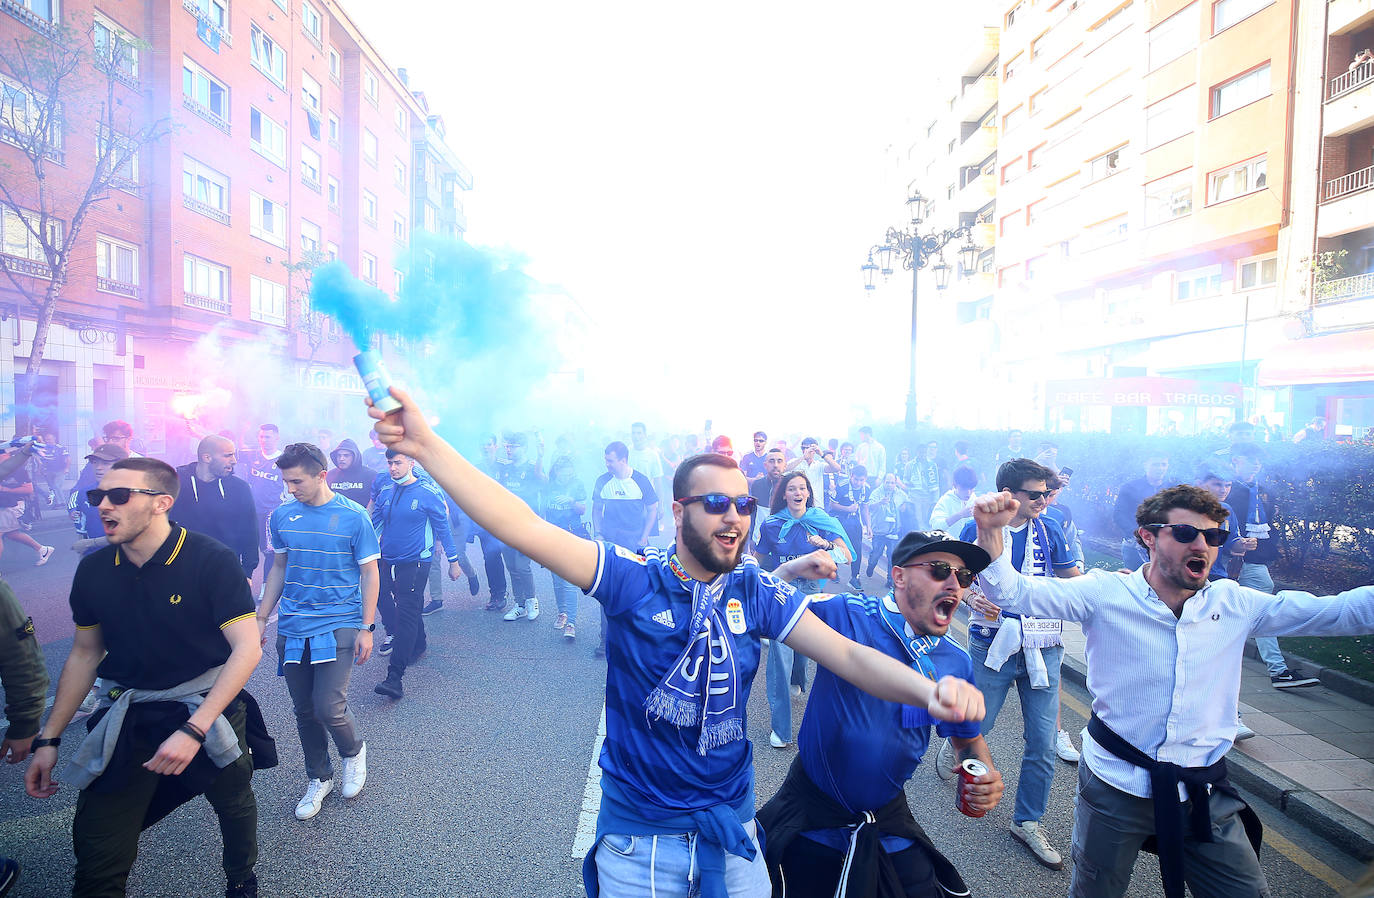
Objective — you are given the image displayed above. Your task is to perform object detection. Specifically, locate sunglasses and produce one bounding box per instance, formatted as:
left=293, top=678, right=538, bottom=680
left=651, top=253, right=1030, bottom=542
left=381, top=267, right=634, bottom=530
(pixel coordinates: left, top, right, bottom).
left=904, top=561, right=977, bottom=588
left=1143, top=523, right=1230, bottom=547
left=1013, top=489, right=1051, bottom=501
left=677, top=494, right=758, bottom=515
left=87, top=487, right=168, bottom=506
left=282, top=442, right=327, bottom=466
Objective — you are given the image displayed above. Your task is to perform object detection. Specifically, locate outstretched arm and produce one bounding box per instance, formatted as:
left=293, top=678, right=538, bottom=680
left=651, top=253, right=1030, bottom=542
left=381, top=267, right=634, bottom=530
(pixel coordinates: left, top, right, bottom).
left=972, top=493, right=1099, bottom=622
left=369, top=389, right=598, bottom=590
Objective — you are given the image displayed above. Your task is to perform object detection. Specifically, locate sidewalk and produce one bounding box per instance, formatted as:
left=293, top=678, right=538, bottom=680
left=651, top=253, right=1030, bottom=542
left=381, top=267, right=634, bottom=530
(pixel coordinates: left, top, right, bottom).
left=1057, top=621, right=1374, bottom=861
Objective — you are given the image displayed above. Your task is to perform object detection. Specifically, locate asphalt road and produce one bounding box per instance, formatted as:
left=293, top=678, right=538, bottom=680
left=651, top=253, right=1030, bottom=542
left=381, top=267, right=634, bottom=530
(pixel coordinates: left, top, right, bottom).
left=0, top=528, right=1368, bottom=897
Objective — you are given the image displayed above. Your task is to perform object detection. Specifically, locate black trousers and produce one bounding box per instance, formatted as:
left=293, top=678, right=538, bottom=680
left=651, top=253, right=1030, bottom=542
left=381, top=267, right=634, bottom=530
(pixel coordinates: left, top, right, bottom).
left=477, top=531, right=507, bottom=601
left=779, top=835, right=940, bottom=898
left=380, top=560, right=430, bottom=677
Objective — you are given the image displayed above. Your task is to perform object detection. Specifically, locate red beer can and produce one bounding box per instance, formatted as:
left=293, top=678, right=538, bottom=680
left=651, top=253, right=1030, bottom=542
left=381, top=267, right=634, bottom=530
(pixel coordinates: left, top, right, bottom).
left=957, top=759, right=988, bottom=818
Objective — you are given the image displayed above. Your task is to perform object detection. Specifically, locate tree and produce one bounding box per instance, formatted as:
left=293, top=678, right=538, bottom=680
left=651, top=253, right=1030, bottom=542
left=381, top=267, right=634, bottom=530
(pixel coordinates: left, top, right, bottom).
left=0, top=14, right=170, bottom=431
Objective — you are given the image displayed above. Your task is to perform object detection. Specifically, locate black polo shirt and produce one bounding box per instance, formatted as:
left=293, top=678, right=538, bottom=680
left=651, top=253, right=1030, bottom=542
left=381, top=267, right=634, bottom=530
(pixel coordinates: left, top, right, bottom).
left=70, top=523, right=255, bottom=690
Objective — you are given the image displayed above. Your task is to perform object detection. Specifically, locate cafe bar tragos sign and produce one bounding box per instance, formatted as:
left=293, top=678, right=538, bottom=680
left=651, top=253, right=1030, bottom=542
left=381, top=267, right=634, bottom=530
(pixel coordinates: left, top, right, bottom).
left=1046, top=377, right=1242, bottom=409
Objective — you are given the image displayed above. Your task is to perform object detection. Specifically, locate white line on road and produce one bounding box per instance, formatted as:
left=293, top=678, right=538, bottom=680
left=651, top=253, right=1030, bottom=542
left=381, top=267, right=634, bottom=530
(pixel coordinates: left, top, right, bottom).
left=571, top=702, right=607, bottom=860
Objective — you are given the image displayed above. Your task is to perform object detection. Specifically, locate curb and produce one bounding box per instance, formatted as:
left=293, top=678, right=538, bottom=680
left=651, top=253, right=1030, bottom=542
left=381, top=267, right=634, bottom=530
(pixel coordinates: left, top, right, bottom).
left=1062, top=652, right=1374, bottom=861
left=1241, top=641, right=1374, bottom=706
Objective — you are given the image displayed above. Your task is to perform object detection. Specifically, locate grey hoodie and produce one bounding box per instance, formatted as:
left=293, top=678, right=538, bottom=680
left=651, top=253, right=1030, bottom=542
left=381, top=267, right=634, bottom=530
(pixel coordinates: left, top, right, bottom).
left=327, top=438, right=377, bottom=508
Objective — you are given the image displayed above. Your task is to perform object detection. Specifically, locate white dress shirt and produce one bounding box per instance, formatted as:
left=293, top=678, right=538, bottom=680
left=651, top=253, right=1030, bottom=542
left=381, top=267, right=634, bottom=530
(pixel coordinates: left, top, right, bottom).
left=978, top=552, right=1374, bottom=801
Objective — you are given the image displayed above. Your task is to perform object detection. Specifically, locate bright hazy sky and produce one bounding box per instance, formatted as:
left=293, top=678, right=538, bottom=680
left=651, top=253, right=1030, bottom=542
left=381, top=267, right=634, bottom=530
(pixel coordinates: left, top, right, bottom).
left=345, top=0, right=956, bottom=435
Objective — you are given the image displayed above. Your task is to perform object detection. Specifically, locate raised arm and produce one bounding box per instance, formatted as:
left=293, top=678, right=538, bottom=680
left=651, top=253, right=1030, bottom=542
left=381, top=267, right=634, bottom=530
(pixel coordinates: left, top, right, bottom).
left=369, top=389, right=598, bottom=590
left=972, top=493, right=1100, bottom=622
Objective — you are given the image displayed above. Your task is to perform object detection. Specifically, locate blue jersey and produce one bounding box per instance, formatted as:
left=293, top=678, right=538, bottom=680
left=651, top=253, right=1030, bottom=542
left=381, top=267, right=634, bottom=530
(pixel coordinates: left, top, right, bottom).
left=799, top=591, right=981, bottom=850
left=1209, top=501, right=1244, bottom=580
left=587, top=541, right=809, bottom=814
left=755, top=515, right=825, bottom=593
left=371, top=476, right=457, bottom=563
left=959, top=515, right=1076, bottom=573
left=269, top=494, right=380, bottom=638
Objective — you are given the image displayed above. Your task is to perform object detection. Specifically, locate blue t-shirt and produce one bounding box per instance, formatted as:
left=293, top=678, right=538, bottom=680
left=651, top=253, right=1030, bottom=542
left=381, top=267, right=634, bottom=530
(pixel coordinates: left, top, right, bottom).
left=755, top=514, right=825, bottom=593
left=586, top=541, right=810, bottom=814
left=799, top=591, right=981, bottom=851
left=269, top=494, right=381, bottom=638
left=958, top=515, right=1075, bottom=574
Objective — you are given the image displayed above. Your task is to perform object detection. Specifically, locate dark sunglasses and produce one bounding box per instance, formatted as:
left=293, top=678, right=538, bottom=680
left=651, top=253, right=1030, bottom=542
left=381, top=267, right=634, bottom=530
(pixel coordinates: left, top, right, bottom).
left=677, top=494, right=758, bottom=515
left=1144, top=523, right=1229, bottom=547
left=87, top=487, right=168, bottom=506
left=282, top=442, right=327, bottom=466
left=1014, top=489, right=1051, bottom=501
left=904, top=560, right=976, bottom=588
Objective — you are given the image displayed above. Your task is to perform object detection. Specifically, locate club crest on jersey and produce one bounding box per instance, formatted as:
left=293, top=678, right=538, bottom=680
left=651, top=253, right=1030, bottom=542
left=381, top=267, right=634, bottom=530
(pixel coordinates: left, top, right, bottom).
left=613, top=545, right=646, bottom=565
left=725, top=598, right=746, bottom=634
left=410, top=499, right=419, bottom=511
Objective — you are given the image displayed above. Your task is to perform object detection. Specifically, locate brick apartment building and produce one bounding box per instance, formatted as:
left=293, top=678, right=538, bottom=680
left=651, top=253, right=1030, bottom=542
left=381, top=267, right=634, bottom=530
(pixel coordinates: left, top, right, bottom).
left=0, top=0, right=469, bottom=458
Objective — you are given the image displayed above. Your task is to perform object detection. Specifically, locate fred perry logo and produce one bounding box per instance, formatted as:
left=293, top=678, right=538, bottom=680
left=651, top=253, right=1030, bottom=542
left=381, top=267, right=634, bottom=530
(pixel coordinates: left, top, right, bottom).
left=169, top=594, right=183, bottom=605
left=1212, top=613, right=1220, bottom=621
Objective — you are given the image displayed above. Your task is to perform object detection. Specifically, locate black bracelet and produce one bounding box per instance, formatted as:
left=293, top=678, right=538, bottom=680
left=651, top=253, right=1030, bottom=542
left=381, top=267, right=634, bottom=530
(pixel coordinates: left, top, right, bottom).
left=178, top=723, right=206, bottom=744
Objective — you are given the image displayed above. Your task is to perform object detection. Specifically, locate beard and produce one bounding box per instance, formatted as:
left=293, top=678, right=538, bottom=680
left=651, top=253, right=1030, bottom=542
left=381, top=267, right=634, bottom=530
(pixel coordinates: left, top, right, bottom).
left=679, top=511, right=745, bottom=575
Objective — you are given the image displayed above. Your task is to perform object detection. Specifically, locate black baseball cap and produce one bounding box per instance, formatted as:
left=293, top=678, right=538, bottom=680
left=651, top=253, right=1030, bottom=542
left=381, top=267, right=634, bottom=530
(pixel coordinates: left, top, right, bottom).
left=891, top=530, right=992, bottom=574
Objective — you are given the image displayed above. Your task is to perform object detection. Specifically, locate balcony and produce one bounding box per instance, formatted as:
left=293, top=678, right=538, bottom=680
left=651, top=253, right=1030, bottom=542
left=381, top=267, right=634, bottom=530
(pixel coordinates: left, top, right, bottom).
left=182, top=194, right=229, bottom=225
left=0, top=254, right=50, bottom=278
left=1317, top=166, right=1374, bottom=236
left=959, top=25, right=1000, bottom=78
left=183, top=292, right=230, bottom=315
left=1326, top=62, right=1374, bottom=137
left=1316, top=271, right=1374, bottom=302
left=1, top=0, right=58, bottom=36
left=181, top=0, right=232, bottom=46
left=97, top=277, right=138, bottom=298
left=181, top=95, right=230, bottom=135
left=957, top=125, right=997, bottom=167
left=954, top=170, right=997, bottom=216
left=957, top=76, right=997, bottom=125
left=972, top=221, right=996, bottom=251
left=1330, top=0, right=1374, bottom=36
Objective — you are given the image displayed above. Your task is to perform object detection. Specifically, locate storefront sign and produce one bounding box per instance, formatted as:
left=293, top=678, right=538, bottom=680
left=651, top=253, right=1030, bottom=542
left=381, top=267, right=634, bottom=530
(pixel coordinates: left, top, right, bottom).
left=132, top=371, right=197, bottom=391
left=1047, top=377, right=1241, bottom=408
left=298, top=365, right=367, bottom=396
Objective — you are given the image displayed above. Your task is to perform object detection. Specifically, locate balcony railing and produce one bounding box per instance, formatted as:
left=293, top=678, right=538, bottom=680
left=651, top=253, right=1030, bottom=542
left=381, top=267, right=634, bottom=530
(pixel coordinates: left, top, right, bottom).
left=181, top=95, right=231, bottom=134
left=1325, top=162, right=1374, bottom=202
left=1, top=0, right=58, bottom=36
left=182, top=194, right=230, bottom=225
left=181, top=0, right=232, bottom=46
left=97, top=277, right=138, bottom=297
left=1315, top=272, right=1374, bottom=303
left=183, top=292, right=230, bottom=314
left=0, top=253, right=50, bottom=278
left=1330, top=60, right=1374, bottom=100
left=0, top=122, right=65, bottom=164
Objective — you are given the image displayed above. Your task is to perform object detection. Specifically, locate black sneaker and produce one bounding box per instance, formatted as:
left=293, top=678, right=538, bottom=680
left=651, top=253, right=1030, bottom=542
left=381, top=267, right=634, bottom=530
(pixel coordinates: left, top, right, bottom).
left=468, top=574, right=481, bottom=596
left=848, top=578, right=863, bottom=592
left=374, top=673, right=403, bottom=699
left=225, top=873, right=258, bottom=898
left=377, top=635, right=394, bottom=656
left=484, top=597, right=507, bottom=611
left=0, top=857, right=20, bottom=897
left=421, top=600, right=444, bottom=616
left=1272, top=669, right=1320, bottom=689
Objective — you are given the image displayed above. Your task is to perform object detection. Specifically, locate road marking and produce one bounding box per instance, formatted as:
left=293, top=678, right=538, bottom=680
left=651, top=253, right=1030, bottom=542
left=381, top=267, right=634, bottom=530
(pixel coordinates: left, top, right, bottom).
left=571, top=702, right=607, bottom=860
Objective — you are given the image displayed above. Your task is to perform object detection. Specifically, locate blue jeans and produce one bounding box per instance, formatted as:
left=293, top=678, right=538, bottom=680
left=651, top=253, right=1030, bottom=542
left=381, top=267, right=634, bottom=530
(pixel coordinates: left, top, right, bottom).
left=594, top=820, right=768, bottom=897
left=551, top=571, right=578, bottom=624
left=765, top=638, right=794, bottom=740
left=1120, top=538, right=1147, bottom=570
left=969, top=637, right=1062, bottom=825
left=1239, top=563, right=1286, bottom=676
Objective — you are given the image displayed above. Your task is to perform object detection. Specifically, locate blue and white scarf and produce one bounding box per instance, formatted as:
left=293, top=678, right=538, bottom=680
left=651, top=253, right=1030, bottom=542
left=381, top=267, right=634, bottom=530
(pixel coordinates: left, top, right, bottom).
left=644, top=554, right=742, bottom=755
left=879, top=593, right=941, bottom=729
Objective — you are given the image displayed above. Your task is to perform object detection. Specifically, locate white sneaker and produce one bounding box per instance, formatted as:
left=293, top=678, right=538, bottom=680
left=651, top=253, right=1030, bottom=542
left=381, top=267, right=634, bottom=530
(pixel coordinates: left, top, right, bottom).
left=1236, top=718, right=1257, bottom=741
left=35, top=545, right=54, bottom=566
left=553, top=612, right=569, bottom=630
left=934, top=738, right=957, bottom=781
left=503, top=603, right=527, bottom=621
left=341, top=743, right=367, bottom=799
left=1010, top=821, right=1063, bottom=870
left=1055, top=729, right=1080, bottom=763
left=294, top=778, right=335, bottom=820
left=769, top=731, right=790, bottom=749
left=526, top=598, right=540, bottom=621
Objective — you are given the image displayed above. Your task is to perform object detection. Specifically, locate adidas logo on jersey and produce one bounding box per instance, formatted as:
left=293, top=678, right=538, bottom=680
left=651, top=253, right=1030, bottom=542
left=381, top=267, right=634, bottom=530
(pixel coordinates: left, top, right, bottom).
left=652, top=609, right=675, bottom=629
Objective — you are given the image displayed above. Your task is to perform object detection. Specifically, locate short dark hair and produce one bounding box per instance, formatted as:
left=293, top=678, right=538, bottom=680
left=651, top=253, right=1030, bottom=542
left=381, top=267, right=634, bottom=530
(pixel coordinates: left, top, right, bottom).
left=801, top=437, right=819, bottom=449
left=605, top=441, right=628, bottom=462
left=673, top=453, right=739, bottom=501
left=765, top=447, right=784, bottom=458
left=385, top=448, right=409, bottom=461
left=1230, top=442, right=1265, bottom=462
left=859, top=426, right=873, bottom=436
left=631, top=422, right=647, bottom=431
left=753, top=431, right=767, bottom=440
left=276, top=442, right=327, bottom=476
left=1195, top=460, right=1231, bottom=483
left=771, top=471, right=813, bottom=514
left=952, top=465, right=978, bottom=489
left=112, top=457, right=179, bottom=500
left=1228, top=421, right=1255, bottom=435
left=849, top=464, right=867, bottom=481
left=996, top=457, right=1056, bottom=493
left=259, top=424, right=279, bottom=433
left=1135, top=485, right=1230, bottom=548
left=954, top=440, right=970, bottom=455
left=103, top=420, right=133, bottom=438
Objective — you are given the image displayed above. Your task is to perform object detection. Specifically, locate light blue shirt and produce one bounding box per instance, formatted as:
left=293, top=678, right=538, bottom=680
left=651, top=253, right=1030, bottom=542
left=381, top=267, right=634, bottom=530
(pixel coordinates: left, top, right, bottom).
left=270, top=494, right=380, bottom=644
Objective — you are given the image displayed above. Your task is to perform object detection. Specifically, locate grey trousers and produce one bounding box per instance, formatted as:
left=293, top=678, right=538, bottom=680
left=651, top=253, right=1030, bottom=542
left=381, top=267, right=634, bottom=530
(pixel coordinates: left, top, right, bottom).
left=1070, top=761, right=1270, bottom=898
left=278, top=628, right=364, bottom=782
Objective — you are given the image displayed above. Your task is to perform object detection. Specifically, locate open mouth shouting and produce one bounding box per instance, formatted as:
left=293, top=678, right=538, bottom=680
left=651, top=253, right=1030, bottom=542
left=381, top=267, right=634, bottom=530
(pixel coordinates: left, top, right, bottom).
left=714, top=528, right=741, bottom=553
left=932, top=593, right=961, bottom=628
left=1184, top=555, right=1209, bottom=579
left=101, top=513, right=121, bottom=538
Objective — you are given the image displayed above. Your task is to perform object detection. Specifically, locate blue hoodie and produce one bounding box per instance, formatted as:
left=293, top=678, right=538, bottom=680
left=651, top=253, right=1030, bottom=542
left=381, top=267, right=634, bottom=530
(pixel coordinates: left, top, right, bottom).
left=371, top=475, right=458, bottom=563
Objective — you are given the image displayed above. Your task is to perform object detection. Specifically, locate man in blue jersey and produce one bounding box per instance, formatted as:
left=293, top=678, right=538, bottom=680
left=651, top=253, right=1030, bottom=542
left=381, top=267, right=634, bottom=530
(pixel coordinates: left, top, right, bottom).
left=370, top=449, right=461, bottom=699
left=956, top=457, right=1080, bottom=870
left=366, top=388, right=985, bottom=898
left=257, top=443, right=380, bottom=820
left=758, top=530, right=1005, bottom=897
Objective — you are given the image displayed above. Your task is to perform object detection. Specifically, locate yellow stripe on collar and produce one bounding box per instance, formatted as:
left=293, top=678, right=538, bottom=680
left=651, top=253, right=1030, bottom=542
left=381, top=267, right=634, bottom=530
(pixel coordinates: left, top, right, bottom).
left=165, top=527, right=188, bottom=565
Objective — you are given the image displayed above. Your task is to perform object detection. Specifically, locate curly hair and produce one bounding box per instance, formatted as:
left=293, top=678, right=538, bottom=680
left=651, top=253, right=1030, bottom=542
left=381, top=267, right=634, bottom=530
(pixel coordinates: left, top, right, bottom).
left=1134, top=484, right=1230, bottom=549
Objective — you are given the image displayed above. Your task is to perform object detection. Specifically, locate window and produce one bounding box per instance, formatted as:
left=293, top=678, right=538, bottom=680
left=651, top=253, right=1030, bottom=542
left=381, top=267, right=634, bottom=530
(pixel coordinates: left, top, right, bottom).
left=250, top=275, right=287, bottom=325
left=300, top=144, right=321, bottom=187
left=363, top=69, right=378, bottom=103
left=999, top=210, right=1022, bottom=237
left=1211, top=64, right=1270, bottom=118
left=93, top=13, right=138, bottom=80
left=1209, top=155, right=1266, bottom=203
left=393, top=157, right=406, bottom=188
left=1005, top=52, right=1022, bottom=82
left=250, top=191, right=286, bottom=246
left=327, top=175, right=339, bottom=207
left=1, top=74, right=63, bottom=151
left=0, top=208, right=59, bottom=264
left=1028, top=143, right=1045, bottom=170
left=181, top=58, right=228, bottom=125
left=98, top=127, right=137, bottom=188
left=1145, top=89, right=1193, bottom=148
left=1176, top=264, right=1224, bottom=300
left=1002, top=156, right=1024, bottom=185
left=1003, top=105, right=1024, bottom=135
left=182, top=156, right=229, bottom=213
left=249, top=107, right=286, bottom=166
left=1085, top=215, right=1128, bottom=250
left=1144, top=170, right=1193, bottom=225
left=362, top=190, right=378, bottom=223
left=325, top=241, right=338, bottom=261
left=300, top=219, right=320, bottom=253
left=95, top=236, right=138, bottom=288
left=362, top=252, right=377, bottom=283
left=393, top=269, right=404, bottom=295
left=1148, top=4, right=1196, bottom=71
left=300, top=1, right=322, bottom=40
left=1029, top=88, right=1045, bottom=115
left=328, top=47, right=340, bottom=81
left=9, top=0, right=59, bottom=24
left=1238, top=255, right=1277, bottom=288
left=184, top=254, right=228, bottom=302
left=301, top=72, right=321, bottom=112
left=249, top=23, right=286, bottom=86
left=393, top=105, right=406, bottom=134
left=191, top=0, right=227, bottom=30
left=392, top=212, right=406, bottom=241
left=328, top=111, right=340, bottom=144
left=1006, top=2, right=1022, bottom=28
left=1091, top=1, right=1132, bottom=31
left=1031, top=33, right=1046, bottom=59
left=1088, top=146, right=1125, bottom=181
left=362, top=129, right=377, bottom=165
left=1027, top=199, right=1044, bottom=224
left=1213, top=0, right=1271, bottom=33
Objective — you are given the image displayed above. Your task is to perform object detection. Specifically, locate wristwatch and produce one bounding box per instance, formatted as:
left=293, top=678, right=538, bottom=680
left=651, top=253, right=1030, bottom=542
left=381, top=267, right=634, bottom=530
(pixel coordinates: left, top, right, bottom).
left=32, top=737, right=60, bottom=749
left=364, top=622, right=376, bottom=632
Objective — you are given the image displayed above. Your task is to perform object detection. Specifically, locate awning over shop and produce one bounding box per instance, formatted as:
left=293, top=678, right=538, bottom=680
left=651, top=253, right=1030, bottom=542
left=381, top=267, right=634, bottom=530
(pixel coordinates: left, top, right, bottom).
left=1255, top=330, right=1374, bottom=387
